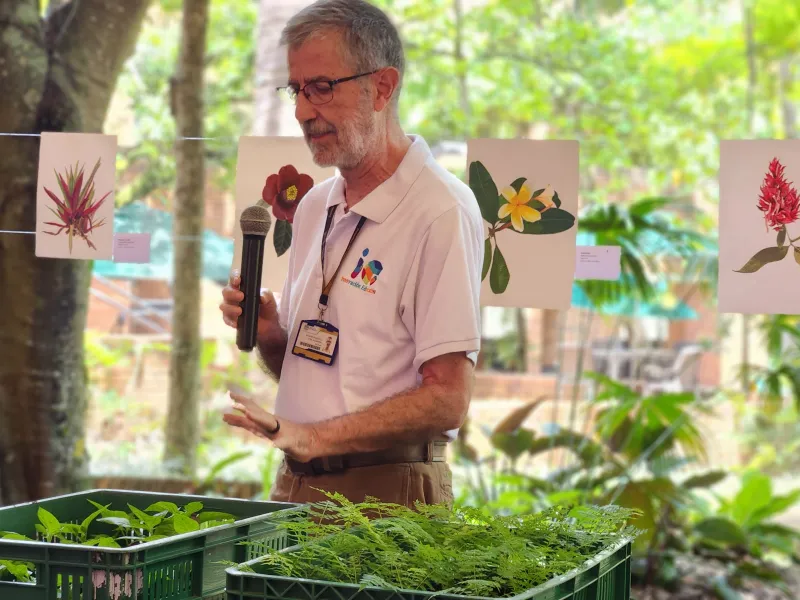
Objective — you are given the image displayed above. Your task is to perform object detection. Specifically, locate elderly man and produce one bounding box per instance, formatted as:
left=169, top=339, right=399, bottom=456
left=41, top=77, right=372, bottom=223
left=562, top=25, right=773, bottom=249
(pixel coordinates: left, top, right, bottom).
left=220, top=0, right=483, bottom=507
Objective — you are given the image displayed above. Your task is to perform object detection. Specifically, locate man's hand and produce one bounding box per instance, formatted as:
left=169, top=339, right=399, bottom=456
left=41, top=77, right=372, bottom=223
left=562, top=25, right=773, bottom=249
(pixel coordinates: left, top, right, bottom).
left=220, top=270, right=289, bottom=378
left=219, top=270, right=282, bottom=343
left=223, top=391, right=320, bottom=463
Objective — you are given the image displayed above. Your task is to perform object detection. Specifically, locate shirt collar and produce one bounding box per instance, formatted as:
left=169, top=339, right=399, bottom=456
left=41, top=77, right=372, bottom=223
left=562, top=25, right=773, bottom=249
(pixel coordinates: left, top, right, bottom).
left=324, top=135, right=431, bottom=223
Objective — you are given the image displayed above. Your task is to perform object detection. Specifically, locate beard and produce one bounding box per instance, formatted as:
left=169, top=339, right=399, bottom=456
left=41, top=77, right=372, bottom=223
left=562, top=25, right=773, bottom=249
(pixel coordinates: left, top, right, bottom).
left=303, top=99, right=376, bottom=170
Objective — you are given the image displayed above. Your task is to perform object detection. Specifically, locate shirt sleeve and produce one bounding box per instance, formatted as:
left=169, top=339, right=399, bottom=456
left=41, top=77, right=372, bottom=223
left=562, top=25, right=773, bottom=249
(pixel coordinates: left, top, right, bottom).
left=403, top=204, right=484, bottom=373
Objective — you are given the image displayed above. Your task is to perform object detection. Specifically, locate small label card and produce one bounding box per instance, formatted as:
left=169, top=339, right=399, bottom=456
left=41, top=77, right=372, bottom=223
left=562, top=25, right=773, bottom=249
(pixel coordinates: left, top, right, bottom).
left=113, top=233, right=151, bottom=264
left=575, top=246, right=621, bottom=280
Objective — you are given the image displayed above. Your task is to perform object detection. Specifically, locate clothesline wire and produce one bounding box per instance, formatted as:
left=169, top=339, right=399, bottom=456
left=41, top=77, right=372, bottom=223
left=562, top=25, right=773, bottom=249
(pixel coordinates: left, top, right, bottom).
left=0, top=132, right=227, bottom=140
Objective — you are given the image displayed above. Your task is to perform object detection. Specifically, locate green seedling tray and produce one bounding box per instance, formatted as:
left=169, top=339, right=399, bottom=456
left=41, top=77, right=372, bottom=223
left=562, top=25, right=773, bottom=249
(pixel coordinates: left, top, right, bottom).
left=224, top=535, right=632, bottom=600
left=0, top=488, right=302, bottom=600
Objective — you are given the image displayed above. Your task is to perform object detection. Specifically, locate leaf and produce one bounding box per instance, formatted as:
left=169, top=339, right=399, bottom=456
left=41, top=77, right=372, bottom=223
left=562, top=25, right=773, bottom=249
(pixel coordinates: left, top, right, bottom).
left=522, top=208, right=575, bottom=235
left=552, top=190, right=562, bottom=208
left=0, top=560, right=33, bottom=582
left=469, top=161, right=499, bottom=225
left=492, top=396, right=550, bottom=434
left=38, top=507, right=61, bottom=533
left=1, top=533, right=32, bottom=541
left=196, top=511, right=236, bottom=524
left=509, top=177, right=527, bottom=193
left=146, top=501, right=180, bottom=515
left=273, top=219, right=292, bottom=257
left=172, top=513, right=200, bottom=534
left=489, top=243, right=509, bottom=294
left=481, top=238, right=492, bottom=281
left=128, top=504, right=161, bottom=530
left=749, top=489, right=800, bottom=524
left=98, top=517, right=132, bottom=529
left=694, top=517, right=747, bottom=546
left=795, top=247, right=800, bottom=266
left=733, top=246, right=789, bottom=273
left=183, top=502, right=204, bottom=516
left=491, top=430, right=536, bottom=461
left=683, top=470, right=727, bottom=489
left=778, top=227, right=787, bottom=247
left=731, top=471, right=772, bottom=527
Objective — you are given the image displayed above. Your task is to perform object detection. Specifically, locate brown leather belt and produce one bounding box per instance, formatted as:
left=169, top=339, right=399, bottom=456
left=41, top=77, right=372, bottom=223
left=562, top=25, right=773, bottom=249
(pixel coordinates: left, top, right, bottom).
left=285, top=441, right=448, bottom=475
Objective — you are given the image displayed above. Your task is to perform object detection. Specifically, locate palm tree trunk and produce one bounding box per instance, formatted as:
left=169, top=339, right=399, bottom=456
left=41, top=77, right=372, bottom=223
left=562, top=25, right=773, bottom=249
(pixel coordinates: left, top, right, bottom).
left=164, top=0, right=210, bottom=476
left=0, top=0, right=152, bottom=504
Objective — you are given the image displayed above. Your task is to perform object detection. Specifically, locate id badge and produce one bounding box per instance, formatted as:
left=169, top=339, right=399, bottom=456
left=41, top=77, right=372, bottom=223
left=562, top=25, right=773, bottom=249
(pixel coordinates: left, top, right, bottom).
left=291, top=320, right=339, bottom=366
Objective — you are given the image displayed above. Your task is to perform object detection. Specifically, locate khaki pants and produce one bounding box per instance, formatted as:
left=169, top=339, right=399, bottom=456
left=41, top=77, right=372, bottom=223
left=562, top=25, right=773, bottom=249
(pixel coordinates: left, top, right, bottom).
left=269, top=458, right=455, bottom=508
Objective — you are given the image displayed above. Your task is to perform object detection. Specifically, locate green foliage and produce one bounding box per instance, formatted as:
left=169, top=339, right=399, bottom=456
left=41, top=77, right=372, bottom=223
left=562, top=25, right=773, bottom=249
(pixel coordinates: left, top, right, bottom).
left=114, top=0, right=257, bottom=207
left=0, top=499, right=235, bottom=582
left=256, top=492, right=640, bottom=596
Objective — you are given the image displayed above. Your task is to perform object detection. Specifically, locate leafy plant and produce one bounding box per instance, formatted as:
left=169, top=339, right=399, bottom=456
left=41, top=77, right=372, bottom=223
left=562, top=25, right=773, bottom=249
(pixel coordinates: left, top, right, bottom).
left=0, top=499, right=236, bottom=583
left=255, top=491, right=640, bottom=597
left=693, top=470, right=800, bottom=560
left=468, top=160, right=576, bottom=294
left=42, top=158, right=112, bottom=253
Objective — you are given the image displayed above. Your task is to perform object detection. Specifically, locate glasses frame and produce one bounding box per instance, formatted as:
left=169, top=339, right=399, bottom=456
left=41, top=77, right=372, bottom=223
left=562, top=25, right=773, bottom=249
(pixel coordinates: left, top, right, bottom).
left=277, top=70, right=380, bottom=105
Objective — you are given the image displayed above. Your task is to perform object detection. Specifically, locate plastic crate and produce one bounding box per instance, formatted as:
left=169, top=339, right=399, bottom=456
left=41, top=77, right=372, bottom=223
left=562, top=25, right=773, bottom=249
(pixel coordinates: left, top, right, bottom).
left=225, top=537, right=632, bottom=600
left=0, top=488, right=302, bottom=600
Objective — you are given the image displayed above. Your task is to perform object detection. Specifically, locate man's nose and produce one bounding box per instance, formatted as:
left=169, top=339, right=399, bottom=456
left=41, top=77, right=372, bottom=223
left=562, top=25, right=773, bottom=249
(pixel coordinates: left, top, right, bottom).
left=295, top=92, right=316, bottom=123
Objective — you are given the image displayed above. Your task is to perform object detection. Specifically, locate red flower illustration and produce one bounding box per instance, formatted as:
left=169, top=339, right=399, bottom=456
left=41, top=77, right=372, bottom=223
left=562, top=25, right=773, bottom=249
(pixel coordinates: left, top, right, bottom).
left=758, top=157, right=800, bottom=231
left=261, top=165, right=314, bottom=223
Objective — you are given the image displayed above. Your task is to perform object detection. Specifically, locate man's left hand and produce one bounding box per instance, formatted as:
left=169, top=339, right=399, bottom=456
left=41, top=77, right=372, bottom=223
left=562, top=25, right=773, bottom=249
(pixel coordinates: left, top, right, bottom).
left=222, top=391, right=319, bottom=463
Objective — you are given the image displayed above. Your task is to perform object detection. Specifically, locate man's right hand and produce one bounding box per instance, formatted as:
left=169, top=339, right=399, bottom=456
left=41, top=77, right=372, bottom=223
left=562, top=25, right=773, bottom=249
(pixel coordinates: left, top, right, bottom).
left=220, top=270, right=282, bottom=343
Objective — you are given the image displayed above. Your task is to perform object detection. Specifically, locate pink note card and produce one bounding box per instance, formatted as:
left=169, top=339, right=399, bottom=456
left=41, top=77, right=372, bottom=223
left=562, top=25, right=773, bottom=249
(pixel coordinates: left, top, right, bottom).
left=113, top=233, right=151, bottom=264
left=574, top=246, right=621, bottom=280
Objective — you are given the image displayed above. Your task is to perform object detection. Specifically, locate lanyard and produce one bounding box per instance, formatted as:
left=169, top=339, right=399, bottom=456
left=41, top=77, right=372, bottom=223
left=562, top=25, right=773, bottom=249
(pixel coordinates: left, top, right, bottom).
left=318, top=205, right=367, bottom=320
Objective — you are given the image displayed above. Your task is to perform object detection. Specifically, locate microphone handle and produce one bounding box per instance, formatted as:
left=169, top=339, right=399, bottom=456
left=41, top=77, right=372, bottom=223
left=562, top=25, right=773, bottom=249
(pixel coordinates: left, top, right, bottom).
left=237, top=233, right=266, bottom=352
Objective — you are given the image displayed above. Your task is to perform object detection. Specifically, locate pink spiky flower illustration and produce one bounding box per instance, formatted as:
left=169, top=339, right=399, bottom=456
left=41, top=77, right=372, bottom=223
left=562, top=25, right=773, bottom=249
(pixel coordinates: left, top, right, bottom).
left=735, top=157, right=800, bottom=274
left=757, top=158, right=800, bottom=231
left=42, top=158, right=112, bottom=254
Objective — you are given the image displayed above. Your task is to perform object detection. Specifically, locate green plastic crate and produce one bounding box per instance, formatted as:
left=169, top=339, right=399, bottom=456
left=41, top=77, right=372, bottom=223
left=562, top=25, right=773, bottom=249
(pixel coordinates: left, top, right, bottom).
left=0, top=488, right=302, bottom=600
left=224, top=536, right=632, bottom=600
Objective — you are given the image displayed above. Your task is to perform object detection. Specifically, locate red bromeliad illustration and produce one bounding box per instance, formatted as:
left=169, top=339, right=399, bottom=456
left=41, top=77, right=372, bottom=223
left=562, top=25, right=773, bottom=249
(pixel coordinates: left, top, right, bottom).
left=42, top=158, right=112, bottom=254
left=735, top=157, right=800, bottom=274
left=261, top=165, right=314, bottom=258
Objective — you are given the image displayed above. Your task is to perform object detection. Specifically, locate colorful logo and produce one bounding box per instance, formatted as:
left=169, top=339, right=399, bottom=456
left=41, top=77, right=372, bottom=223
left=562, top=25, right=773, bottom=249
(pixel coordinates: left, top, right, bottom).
left=344, top=248, right=383, bottom=293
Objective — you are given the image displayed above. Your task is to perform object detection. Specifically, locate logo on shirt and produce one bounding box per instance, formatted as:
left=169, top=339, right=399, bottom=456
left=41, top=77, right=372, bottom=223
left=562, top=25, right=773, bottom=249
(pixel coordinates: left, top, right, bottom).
left=341, top=248, right=383, bottom=294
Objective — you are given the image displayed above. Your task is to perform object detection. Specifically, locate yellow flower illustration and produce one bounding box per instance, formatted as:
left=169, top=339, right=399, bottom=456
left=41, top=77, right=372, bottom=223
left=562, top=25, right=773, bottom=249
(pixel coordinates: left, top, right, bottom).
left=498, top=184, right=541, bottom=232
left=536, top=184, right=556, bottom=209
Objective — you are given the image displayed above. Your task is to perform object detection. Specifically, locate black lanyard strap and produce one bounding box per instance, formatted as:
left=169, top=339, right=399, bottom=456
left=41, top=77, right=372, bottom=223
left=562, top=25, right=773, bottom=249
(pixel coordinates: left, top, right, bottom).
left=318, top=205, right=367, bottom=318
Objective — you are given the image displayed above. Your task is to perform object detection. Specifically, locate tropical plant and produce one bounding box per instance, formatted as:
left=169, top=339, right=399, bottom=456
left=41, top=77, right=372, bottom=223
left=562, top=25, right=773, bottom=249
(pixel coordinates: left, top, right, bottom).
left=468, top=160, right=576, bottom=295
left=691, top=470, right=800, bottom=590
left=42, top=158, right=112, bottom=253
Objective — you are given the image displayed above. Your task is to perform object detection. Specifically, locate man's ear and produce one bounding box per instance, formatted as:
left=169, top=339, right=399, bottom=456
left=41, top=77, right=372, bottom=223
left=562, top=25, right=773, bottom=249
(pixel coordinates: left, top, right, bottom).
left=373, top=67, right=400, bottom=112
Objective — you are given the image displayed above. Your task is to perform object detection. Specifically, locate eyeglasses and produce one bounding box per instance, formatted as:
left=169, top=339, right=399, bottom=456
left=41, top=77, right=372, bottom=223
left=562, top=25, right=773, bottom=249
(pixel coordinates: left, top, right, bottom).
left=277, top=70, right=379, bottom=105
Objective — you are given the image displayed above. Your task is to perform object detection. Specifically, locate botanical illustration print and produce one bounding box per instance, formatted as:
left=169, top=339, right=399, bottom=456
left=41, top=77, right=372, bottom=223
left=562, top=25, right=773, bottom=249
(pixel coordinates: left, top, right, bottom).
left=734, top=158, right=800, bottom=274
left=469, top=160, right=576, bottom=294
left=261, top=164, right=314, bottom=257
left=42, top=158, right=112, bottom=254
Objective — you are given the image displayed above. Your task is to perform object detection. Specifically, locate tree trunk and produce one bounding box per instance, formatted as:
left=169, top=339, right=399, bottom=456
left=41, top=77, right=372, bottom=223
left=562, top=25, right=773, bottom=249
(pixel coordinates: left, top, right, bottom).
left=540, top=309, right=560, bottom=373
left=164, top=0, right=210, bottom=476
left=780, top=59, right=797, bottom=139
left=0, top=0, right=152, bottom=505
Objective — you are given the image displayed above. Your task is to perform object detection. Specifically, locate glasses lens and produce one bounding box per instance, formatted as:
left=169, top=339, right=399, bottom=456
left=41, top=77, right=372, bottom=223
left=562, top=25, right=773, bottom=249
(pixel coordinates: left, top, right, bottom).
left=307, top=82, right=333, bottom=105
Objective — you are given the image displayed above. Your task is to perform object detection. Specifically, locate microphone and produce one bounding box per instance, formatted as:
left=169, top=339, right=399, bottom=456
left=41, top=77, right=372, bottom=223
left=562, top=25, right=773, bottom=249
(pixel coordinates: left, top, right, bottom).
left=237, top=201, right=272, bottom=352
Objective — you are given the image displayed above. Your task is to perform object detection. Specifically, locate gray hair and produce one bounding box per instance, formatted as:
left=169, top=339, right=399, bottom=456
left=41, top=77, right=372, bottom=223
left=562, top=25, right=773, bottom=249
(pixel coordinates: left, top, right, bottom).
left=280, top=0, right=405, bottom=110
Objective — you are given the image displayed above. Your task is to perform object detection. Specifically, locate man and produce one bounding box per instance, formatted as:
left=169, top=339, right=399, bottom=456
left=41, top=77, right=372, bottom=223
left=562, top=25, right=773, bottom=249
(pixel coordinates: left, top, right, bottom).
left=220, top=0, right=484, bottom=507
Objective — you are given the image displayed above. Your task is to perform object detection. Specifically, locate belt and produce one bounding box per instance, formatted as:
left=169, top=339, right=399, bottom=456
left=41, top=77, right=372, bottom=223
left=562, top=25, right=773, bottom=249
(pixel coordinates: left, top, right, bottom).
left=285, top=441, right=448, bottom=475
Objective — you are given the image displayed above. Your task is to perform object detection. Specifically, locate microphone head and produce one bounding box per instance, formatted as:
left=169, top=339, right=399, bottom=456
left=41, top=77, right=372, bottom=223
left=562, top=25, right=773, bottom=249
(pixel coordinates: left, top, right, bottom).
left=240, top=201, right=272, bottom=237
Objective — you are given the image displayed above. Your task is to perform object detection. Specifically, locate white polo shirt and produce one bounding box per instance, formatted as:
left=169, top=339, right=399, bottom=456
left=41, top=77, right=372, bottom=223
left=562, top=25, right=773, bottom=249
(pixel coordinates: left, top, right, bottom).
left=274, top=135, right=484, bottom=432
